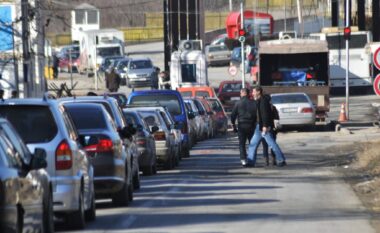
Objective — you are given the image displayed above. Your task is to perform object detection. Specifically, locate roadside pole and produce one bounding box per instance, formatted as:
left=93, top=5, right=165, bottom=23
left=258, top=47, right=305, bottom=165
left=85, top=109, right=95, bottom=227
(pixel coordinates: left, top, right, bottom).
left=94, top=35, right=98, bottom=91
left=345, top=0, right=350, bottom=120
left=240, top=0, right=245, bottom=88
left=69, top=48, right=73, bottom=89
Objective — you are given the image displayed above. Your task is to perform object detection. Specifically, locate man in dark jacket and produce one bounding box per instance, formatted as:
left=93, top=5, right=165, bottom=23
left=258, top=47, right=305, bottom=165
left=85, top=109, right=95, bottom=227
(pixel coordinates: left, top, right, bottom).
left=247, top=86, right=286, bottom=167
left=231, top=88, right=257, bottom=167
left=106, top=66, right=121, bottom=92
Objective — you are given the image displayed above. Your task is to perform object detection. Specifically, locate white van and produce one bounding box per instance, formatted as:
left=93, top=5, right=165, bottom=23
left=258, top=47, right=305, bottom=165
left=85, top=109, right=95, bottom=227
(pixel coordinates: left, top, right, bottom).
left=170, top=50, right=209, bottom=90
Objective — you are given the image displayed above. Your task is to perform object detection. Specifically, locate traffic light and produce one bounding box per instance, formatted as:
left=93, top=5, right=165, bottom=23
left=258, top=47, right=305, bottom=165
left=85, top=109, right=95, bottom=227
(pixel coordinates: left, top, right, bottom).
left=344, top=27, right=351, bottom=40
left=238, top=29, right=246, bottom=37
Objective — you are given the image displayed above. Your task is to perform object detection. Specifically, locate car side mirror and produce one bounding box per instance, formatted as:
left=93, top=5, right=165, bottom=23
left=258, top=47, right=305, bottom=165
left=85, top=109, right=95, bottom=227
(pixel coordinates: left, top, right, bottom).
left=151, top=125, right=159, bottom=133
left=31, top=148, right=47, bottom=170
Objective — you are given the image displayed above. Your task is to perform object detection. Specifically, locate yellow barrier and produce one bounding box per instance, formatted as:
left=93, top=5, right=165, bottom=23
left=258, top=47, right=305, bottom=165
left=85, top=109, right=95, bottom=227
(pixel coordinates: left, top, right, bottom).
left=44, top=66, right=54, bottom=80
left=245, top=0, right=316, bottom=8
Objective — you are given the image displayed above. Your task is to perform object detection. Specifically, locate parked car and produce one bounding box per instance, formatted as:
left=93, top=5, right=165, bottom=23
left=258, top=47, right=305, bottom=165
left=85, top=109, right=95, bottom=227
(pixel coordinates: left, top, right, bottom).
left=138, top=110, right=177, bottom=169
left=59, top=51, right=80, bottom=73
left=178, top=86, right=217, bottom=98
left=123, top=109, right=157, bottom=175
left=64, top=102, right=137, bottom=205
left=205, top=44, right=231, bottom=66
left=198, top=97, right=217, bottom=138
left=184, top=98, right=203, bottom=141
left=125, top=58, right=158, bottom=88
left=217, top=80, right=251, bottom=112
left=210, top=33, right=227, bottom=46
left=270, top=93, right=316, bottom=129
left=59, top=96, right=136, bottom=200
left=128, top=90, right=191, bottom=157
left=207, top=98, right=228, bottom=135
left=0, top=97, right=95, bottom=229
left=184, top=100, right=199, bottom=146
left=0, top=118, right=54, bottom=233
left=193, top=98, right=214, bottom=139
left=115, top=58, right=131, bottom=85
left=99, top=55, right=125, bottom=74
left=108, top=92, right=128, bottom=108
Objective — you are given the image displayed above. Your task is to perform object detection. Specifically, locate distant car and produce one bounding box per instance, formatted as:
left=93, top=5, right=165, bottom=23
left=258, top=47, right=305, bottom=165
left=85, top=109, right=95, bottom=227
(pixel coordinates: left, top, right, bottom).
left=205, top=44, right=231, bottom=66
left=192, top=98, right=213, bottom=140
left=270, top=93, right=316, bottom=129
left=123, top=109, right=157, bottom=175
left=195, top=97, right=215, bottom=139
left=0, top=118, right=54, bottom=233
left=184, top=100, right=199, bottom=145
left=58, top=51, right=80, bottom=73
left=177, top=86, right=217, bottom=98
left=208, top=97, right=228, bottom=135
left=210, top=33, right=227, bottom=46
left=183, top=98, right=203, bottom=141
left=115, top=58, right=131, bottom=85
left=99, top=56, right=125, bottom=74
left=217, top=80, right=251, bottom=112
left=125, top=58, right=158, bottom=88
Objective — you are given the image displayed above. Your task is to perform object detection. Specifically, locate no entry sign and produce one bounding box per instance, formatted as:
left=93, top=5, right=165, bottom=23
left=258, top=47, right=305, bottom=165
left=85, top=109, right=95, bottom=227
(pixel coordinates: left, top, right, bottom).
left=374, top=74, right=380, bottom=96
left=228, top=65, right=238, bottom=76
left=374, top=47, right=380, bottom=70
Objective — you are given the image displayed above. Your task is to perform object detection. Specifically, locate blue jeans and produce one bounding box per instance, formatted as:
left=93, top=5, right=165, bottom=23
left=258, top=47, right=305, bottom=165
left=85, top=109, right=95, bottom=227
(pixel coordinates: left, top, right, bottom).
left=247, top=125, right=286, bottom=164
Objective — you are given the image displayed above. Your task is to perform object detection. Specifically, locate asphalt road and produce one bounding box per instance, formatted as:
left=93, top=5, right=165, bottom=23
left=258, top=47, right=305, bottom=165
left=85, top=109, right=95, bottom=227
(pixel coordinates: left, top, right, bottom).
left=56, top=127, right=380, bottom=233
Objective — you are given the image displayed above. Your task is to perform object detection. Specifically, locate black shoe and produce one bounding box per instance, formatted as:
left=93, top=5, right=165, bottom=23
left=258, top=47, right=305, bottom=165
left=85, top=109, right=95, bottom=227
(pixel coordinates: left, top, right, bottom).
left=277, top=161, right=287, bottom=167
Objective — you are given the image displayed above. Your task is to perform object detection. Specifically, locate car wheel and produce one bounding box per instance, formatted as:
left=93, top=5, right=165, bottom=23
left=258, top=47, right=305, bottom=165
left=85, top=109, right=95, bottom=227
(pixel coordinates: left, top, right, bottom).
left=68, top=188, right=85, bottom=229
left=133, top=170, right=140, bottom=190
left=85, top=192, right=96, bottom=222
left=112, top=180, right=130, bottom=207
left=128, top=181, right=134, bottom=202
left=152, top=162, right=157, bottom=174
left=42, top=190, right=54, bottom=233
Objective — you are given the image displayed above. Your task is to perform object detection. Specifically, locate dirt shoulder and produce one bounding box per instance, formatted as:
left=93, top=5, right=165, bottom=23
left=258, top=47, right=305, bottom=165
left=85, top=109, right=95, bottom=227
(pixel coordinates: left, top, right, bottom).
left=325, top=136, right=380, bottom=232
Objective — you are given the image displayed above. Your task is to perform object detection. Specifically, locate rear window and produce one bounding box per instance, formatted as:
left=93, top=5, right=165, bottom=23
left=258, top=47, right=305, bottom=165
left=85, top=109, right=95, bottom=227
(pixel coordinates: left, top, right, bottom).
left=195, top=91, right=210, bottom=97
left=180, top=91, right=192, bottom=98
left=271, top=95, right=309, bottom=104
left=139, top=111, right=162, bottom=128
left=79, top=101, right=114, bottom=120
left=0, top=106, right=58, bottom=143
left=130, top=94, right=182, bottom=115
left=66, top=107, right=106, bottom=130
left=124, top=112, right=138, bottom=126
left=221, top=83, right=244, bottom=93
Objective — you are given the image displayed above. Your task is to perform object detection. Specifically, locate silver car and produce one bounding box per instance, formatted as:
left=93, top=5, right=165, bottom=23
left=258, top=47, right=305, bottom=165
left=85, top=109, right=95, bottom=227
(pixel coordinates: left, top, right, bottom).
left=0, top=97, right=95, bottom=229
left=205, top=44, right=231, bottom=66
left=138, top=110, right=177, bottom=170
left=184, top=98, right=203, bottom=142
left=126, top=58, right=158, bottom=88
left=271, top=93, right=316, bottom=129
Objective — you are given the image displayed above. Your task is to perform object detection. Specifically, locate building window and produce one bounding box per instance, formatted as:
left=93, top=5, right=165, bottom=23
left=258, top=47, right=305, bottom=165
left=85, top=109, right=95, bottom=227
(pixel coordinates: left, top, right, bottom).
left=75, top=10, right=85, bottom=24
left=87, top=10, right=98, bottom=24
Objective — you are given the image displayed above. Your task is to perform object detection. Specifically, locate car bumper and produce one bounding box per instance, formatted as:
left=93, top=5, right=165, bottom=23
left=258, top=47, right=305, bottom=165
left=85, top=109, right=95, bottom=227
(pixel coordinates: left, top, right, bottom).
left=279, top=117, right=315, bottom=126
left=94, top=177, right=125, bottom=197
left=128, top=78, right=152, bottom=86
left=52, top=176, right=82, bottom=212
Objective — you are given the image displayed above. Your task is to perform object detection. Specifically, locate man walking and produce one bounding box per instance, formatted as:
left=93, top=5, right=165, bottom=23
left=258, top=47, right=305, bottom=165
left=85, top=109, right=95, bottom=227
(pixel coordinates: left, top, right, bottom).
left=231, top=88, right=257, bottom=167
left=247, top=86, right=286, bottom=167
left=106, top=66, right=121, bottom=92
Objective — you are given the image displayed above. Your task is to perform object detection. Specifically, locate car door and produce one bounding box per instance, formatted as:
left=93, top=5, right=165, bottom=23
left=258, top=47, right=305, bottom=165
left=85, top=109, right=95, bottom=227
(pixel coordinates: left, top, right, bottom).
left=0, top=126, right=44, bottom=231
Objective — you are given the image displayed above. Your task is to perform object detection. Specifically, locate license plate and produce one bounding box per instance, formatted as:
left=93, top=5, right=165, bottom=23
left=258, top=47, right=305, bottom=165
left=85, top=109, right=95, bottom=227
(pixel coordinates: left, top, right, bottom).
left=231, top=97, right=240, bottom=101
left=282, top=108, right=298, bottom=113
left=138, top=78, right=148, bottom=81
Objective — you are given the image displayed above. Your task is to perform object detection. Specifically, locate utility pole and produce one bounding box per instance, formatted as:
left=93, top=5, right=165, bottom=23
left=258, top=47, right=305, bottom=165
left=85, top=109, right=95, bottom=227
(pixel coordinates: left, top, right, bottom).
left=12, top=22, right=19, bottom=97
left=240, top=0, right=245, bottom=88
left=229, top=0, right=233, bottom=11
left=296, top=0, right=304, bottom=37
left=21, top=0, right=30, bottom=97
left=345, top=0, right=350, bottom=120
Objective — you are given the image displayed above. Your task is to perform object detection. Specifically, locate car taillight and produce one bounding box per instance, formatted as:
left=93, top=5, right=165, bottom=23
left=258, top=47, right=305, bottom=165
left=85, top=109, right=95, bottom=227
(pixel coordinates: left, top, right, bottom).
left=136, top=139, right=146, bottom=145
left=84, top=139, right=113, bottom=153
left=56, top=140, right=72, bottom=170
left=154, top=131, right=166, bottom=140
left=301, top=107, right=313, bottom=113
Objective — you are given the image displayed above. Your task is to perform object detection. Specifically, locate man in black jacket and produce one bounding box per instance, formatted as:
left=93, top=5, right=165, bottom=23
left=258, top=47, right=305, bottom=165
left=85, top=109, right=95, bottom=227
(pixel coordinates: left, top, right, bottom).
left=231, top=88, right=257, bottom=166
left=247, top=86, right=286, bottom=167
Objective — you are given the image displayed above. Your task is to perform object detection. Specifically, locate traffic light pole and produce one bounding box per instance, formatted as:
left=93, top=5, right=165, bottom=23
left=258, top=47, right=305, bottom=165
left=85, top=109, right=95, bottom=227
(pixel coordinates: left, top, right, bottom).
left=345, top=0, right=350, bottom=120
left=240, top=0, right=245, bottom=88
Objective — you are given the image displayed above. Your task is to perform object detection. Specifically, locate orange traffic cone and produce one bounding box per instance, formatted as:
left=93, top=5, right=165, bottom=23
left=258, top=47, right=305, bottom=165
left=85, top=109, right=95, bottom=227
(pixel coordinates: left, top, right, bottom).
left=338, top=103, right=348, bottom=122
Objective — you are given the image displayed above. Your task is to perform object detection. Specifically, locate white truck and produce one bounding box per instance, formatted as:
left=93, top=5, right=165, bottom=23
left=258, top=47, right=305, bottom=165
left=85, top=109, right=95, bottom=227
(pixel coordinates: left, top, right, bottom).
left=170, top=50, right=209, bottom=90
left=77, top=29, right=125, bottom=75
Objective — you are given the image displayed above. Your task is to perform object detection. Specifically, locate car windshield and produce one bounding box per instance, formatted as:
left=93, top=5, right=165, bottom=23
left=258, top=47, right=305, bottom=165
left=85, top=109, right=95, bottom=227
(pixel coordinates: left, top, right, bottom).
left=0, top=106, right=58, bottom=144
left=104, top=57, right=123, bottom=68
left=130, top=94, right=182, bottom=115
left=129, top=60, right=152, bottom=70
left=97, top=47, right=121, bottom=57
left=195, top=91, right=210, bottom=97
left=66, top=106, right=107, bottom=130
left=271, top=94, right=309, bottom=104
left=117, top=60, right=130, bottom=70
left=221, top=83, right=244, bottom=93
left=180, top=91, right=192, bottom=97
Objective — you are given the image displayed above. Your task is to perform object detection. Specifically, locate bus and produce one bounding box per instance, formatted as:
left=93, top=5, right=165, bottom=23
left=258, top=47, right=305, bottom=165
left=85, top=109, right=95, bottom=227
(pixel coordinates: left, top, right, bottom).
left=310, top=28, right=373, bottom=92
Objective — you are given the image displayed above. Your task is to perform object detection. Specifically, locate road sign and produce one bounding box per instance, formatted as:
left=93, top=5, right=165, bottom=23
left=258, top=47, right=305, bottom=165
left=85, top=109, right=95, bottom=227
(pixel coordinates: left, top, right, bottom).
left=228, top=65, right=238, bottom=76
left=238, top=36, right=245, bottom=43
left=374, top=74, right=380, bottom=96
left=374, top=47, right=380, bottom=70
